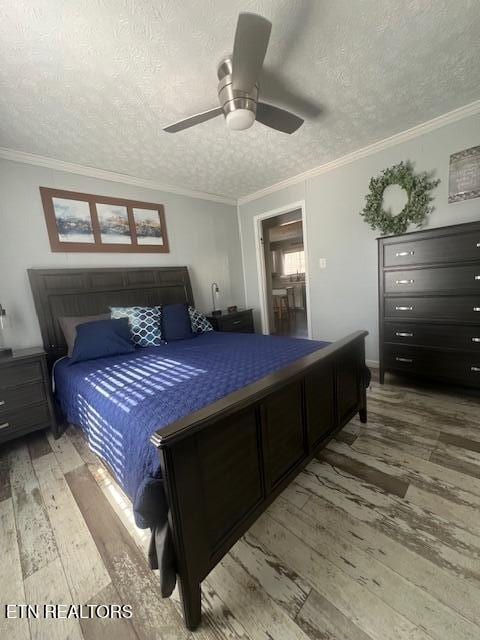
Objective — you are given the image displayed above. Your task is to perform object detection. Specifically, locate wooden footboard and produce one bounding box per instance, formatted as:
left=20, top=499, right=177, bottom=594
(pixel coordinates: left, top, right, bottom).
left=151, top=330, right=368, bottom=630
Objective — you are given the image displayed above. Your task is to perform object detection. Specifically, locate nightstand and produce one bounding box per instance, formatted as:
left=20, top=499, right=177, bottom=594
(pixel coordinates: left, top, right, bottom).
left=0, top=347, right=56, bottom=445
left=207, top=309, right=254, bottom=333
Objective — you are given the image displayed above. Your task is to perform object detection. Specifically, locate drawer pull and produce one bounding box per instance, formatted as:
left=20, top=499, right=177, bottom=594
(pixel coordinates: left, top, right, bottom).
left=395, top=306, right=413, bottom=311
left=0, top=422, right=9, bottom=430
left=475, top=275, right=480, bottom=280
left=0, top=400, right=4, bottom=406
left=396, top=357, right=413, bottom=363
left=395, top=332, right=413, bottom=337
left=395, top=251, right=414, bottom=257
left=477, top=243, right=480, bottom=248
left=472, top=338, right=480, bottom=343
left=395, top=279, right=414, bottom=285
left=471, top=366, right=480, bottom=373
left=474, top=307, right=480, bottom=312
left=232, top=320, right=242, bottom=325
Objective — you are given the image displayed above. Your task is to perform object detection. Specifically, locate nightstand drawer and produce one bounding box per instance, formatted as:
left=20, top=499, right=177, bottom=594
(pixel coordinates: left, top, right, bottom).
left=0, top=381, right=47, bottom=416
left=0, top=360, right=43, bottom=389
left=0, top=403, right=51, bottom=441
left=219, top=316, right=254, bottom=332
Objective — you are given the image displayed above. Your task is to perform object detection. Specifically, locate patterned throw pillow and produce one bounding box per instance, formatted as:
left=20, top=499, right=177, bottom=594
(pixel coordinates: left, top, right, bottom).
left=188, top=307, right=213, bottom=333
left=110, top=306, right=162, bottom=347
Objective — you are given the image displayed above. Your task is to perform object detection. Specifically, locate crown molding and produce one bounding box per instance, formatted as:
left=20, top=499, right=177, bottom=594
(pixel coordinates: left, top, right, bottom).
left=237, top=99, right=480, bottom=205
left=0, top=147, right=236, bottom=206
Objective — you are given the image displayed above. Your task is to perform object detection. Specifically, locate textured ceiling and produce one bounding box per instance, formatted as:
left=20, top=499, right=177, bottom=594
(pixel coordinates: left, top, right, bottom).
left=1, top=0, right=480, bottom=199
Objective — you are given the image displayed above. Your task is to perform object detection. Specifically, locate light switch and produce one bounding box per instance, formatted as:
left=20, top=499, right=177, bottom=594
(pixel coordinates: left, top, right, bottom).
left=319, top=258, right=327, bottom=269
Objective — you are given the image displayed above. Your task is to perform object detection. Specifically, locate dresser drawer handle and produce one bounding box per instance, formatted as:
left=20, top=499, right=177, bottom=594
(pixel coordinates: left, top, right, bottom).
left=0, top=422, right=9, bottom=430
left=395, top=251, right=414, bottom=257
left=232, top=320, right=242, bottom=325
left=477, top=242, right=480, bottom=248
left=395, top=332, right=413, bottom=337
left=395, top=279, right=414, bottom=285
left=474, top=307, right=480, bottom=312
left=475, top=275, right=480, bottom=280
left=396, top=357, right=413, bottom=363
left=395, top=306, right=413, bottom=311
left=472, top=338, right=480, bottom=343
left=0, top=400, right=5, bottom=407
left=471, top=366, right=480, bottom=373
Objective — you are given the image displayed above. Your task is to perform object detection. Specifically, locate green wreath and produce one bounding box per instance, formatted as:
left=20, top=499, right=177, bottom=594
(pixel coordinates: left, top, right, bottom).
left=360, top=161, right=440, bottom=235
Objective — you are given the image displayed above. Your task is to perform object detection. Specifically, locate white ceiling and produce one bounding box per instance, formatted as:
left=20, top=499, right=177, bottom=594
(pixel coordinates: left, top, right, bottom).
left=1, top=0, right=480, bottom=200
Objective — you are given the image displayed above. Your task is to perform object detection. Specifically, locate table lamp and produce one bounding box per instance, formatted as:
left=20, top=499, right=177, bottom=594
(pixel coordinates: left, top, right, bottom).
left=0, top=304, right=12, bottom=358
left=211, top=282, right=222, bottom=316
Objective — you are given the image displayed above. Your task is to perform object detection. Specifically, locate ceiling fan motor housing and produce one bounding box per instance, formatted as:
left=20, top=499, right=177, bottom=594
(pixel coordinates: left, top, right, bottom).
left=217, top=57, right=258, bottom=122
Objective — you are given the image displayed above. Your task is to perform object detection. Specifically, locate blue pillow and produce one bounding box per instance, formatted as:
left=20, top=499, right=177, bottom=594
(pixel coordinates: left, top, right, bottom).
left=110, top=306, right=162, bottom=347
left=162, top=303, right=195, bottom=341
left=69, top=318, right=135, bottom=364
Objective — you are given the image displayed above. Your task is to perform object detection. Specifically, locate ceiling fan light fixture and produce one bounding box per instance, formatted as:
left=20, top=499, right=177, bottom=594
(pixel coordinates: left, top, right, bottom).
left=225, top=108, right=256, bottom=131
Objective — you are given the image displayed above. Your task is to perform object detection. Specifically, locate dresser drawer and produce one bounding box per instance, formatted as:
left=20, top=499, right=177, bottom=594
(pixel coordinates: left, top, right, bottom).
left=383, top=232, right=480, bottom=267
left=384, top=345, right=480, bottom=387
left=384, top=265, right=480, bottom=294
left=384, top=323, right=480, bottom=351
left=384, top=296, right=480, bottom=322
left=0, top=381, right=47, bottom=416
left=0, top=403, right=51, bottom=441
left=0, top=360, right=43, bottom=389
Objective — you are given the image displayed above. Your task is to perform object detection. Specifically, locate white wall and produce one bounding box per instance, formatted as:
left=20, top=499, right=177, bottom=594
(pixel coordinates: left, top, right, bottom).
left=238, top=112, right=480, bottom=363
left=0, top=159, right=244, bottom=349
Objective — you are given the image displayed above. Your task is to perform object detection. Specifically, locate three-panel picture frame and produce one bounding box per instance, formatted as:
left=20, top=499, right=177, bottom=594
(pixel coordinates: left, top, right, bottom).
left=40, top=187, right=169, bottom=253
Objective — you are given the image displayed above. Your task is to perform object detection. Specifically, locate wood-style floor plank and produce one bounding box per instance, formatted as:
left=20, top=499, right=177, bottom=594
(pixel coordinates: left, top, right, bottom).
left=302, top=492, right=480, bottom=627
left=249, top=512, right=433, bottom=640
left=0, top=498, right=30, bottom=640
left=65, top=464, right=189, bottom=640
left=8, top=442, right=57, bottom=578
left=79, top=583, right=139, bottom=640
left=207, top=553, right=312, bottom=640
left=0, top=443, right=11, bottom=501
left=24, top=558, right=84, bottom=640
left=296, top=587, right=377, bottom=640
left=32, top=453, right=111, bottom=605
left=297, top=460, right=480, bottom=589
left=47, top=430, right=84, bottom=474
left=430, top=441, right=480, bottom=480
left=269, top=496, right=480, bottom=640
left=25, top=429, right=52, bottom=461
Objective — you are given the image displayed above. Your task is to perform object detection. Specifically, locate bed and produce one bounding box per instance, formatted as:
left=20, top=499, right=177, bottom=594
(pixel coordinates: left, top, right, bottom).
left=29, top=266, right=368, bottom=630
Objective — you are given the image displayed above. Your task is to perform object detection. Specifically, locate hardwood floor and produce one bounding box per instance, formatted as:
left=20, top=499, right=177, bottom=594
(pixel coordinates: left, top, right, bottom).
left=2, top=373, right=480, bottom=639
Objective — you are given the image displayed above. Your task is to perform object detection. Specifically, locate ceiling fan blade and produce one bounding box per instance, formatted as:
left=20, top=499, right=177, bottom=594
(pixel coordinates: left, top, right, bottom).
left=163, top=107, right=223, bottom=133
left=256, top=102, right=304, bottom=134
left=232, top=13, right=272, bottom=93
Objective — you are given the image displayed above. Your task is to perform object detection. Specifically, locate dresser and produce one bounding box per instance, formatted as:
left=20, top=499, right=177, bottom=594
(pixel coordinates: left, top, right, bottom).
left=207, top=309, right=254, bottom=333
left=0, top=348, right=56, bottom=444
left=378, top=221, right=480, bottom=389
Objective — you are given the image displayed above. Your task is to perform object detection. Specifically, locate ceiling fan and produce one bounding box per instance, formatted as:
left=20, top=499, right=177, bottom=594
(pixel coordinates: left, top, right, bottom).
left=164, top=13, right=304, bottom=135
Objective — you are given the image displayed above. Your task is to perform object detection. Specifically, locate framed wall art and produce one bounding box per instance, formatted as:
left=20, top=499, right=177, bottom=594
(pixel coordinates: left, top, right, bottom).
left=448, top=145, right=480, bottom=203
left=40, top=187, right=169, bottom=253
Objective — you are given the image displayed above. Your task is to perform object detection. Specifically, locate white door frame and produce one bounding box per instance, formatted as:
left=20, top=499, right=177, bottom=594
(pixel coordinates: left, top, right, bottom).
left=253, top=200, right=312, bottom=339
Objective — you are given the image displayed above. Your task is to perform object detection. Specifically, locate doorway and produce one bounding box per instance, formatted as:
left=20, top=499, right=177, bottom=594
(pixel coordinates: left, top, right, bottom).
left=255, top=204, right=310, bottom=339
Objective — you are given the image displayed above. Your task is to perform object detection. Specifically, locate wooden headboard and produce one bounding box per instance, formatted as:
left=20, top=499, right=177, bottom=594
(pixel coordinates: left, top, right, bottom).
left=28, top=267, right=194, bottom=368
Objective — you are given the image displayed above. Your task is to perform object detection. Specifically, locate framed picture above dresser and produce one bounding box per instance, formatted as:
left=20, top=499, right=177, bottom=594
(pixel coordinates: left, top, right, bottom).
left=378, top=220, right=480, bottom=389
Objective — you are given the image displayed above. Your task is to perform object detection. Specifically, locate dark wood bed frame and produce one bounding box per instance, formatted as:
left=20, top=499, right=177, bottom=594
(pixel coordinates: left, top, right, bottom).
left=28, top=266, right=368, bottom=630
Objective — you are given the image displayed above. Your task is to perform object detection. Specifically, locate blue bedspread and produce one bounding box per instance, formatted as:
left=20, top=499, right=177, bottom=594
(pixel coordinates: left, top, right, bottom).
left=54, top=331, right=328, bottom=527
